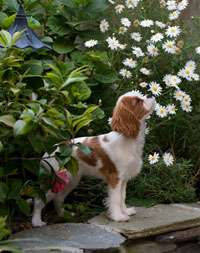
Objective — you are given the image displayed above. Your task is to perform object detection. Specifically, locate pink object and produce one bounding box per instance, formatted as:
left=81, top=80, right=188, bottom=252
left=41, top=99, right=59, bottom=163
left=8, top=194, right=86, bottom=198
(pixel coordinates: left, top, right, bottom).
left=52, top=171, right=70, bottom=194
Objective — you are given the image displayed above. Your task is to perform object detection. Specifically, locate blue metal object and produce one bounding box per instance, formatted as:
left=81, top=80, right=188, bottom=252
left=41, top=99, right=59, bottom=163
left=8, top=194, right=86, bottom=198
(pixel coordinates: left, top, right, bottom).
left=0, top=0, right=51, bottom=50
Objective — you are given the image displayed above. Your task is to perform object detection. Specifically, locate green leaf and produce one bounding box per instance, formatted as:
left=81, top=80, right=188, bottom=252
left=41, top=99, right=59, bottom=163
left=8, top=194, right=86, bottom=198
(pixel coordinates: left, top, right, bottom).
left=2, top=14, right=16, bottom=29
left=18, top=197, right=31, bottom=215
left=46, top=72, right=62, bottom=86
left=47, top=15, right=71, bottom=35
left=75, top=118, right=91, bottom=134
left=59, top=144, right=72, bottom=157
left=94, top=63, right=118, bottom=83
left=0, top=115, right=16, bottom=127
left=85, top=0, right=108, bottom=12
left=0, top=30, right=12, bottom=45
left=20, top=109, right=35, bottom=120
left=27, top=102, right=43, bottom=115
left=20, top=60, right=43, bottom=76
left=46, top=109, right=62, bottom=118
left=0, top=141, right=3, bottom=152
left=42, top=117, right=59, bottom=129
left=53, top=38, right=74, bottom=54
left=13, top=120, right=27, bottom=136
left=27, top=16, right=40, bottom=29
left=67, top=156, right=79, bottom=177
left=76, top=143, right=91, bottom=157
left=2, top=0, right=18, bottom=11
left=70, top=81, right=91, bottom=100
left=41, top=36, right=53, bottom=43
left=55, top=152, right=71, bottom=166
left=0, top=182, right=9, bottom=203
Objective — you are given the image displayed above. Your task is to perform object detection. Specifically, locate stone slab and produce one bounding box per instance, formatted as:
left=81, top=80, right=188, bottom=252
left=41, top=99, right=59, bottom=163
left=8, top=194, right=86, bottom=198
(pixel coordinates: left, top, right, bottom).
left=10, top=223, right=125, bottom=252
left=22, top=247, right=83, bottom=253
left=89, top=204, right=200, bottom=239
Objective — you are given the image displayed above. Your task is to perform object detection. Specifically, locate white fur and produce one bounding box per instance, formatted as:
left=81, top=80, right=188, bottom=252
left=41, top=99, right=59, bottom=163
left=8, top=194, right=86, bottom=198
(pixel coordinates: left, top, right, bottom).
left=32, top=93, right=156, bottom=227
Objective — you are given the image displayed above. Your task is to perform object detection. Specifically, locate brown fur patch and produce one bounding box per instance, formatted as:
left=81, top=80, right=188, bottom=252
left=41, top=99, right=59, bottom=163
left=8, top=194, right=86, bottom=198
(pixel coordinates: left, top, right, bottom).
left=103, top=136, right=109, bottom=142
left=77, top=136, right=119, bottom=188
left=111, top=96, right=148, bottom=138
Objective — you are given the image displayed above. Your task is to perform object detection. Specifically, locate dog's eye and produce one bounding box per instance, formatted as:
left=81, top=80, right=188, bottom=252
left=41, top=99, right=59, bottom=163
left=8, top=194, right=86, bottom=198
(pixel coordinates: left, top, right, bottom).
left=136, top=99, right=140, bottom=104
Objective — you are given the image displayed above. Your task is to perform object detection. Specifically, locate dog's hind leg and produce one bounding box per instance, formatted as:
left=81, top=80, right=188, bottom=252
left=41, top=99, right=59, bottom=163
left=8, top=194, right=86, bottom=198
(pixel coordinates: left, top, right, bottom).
left=53, top=172, right=82, bottom=217
left=120, top=180, right=136, bottom=216
left=32, top=190, right=56, bottom=227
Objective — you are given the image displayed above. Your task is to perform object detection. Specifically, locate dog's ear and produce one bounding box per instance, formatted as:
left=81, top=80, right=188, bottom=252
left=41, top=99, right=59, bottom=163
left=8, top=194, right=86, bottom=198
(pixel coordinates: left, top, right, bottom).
left=111, top=100, right=140, bottom=138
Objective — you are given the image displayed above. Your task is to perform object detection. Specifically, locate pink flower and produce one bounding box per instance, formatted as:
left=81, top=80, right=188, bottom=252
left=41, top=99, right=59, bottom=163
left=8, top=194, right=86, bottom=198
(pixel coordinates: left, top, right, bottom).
left=52, top=171, right=70, bottom=194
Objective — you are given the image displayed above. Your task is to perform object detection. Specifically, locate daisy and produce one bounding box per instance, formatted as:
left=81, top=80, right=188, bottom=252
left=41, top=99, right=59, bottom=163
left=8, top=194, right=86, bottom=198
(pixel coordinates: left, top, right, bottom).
left=192, top=73, right=200, bottom=81
left=147, top=44, right=159, bottom=56
left=178, top=0, right=188, bottom=11
left=166, top=0, right=177, bottom=10
left=149, top=82, right=162, bottom=96
left=140, top=67, right=151, bottom=75
left=150, top=33, right=164, bottom=43
left=170, top=75, right=181, bottom=88
left=140, top=19, right=154, bottom=27
left=195, top=47, right=200, bottom=54
left=100, top=19, right=109, bottom=33
left=182, top=95, right=191, bottom=104
left=148, top=152, right=160, bottom=164
left=119, top=26, right=128, bottom=35
left=156, top=105, right=168, bottom=118
left=165, top=26, right=181, bottom=38
left=115, top=4, right=125, bottom=14
left=132, top=46, right=145, bottom=57
left=185, top=60, right=196, bottom=71
left=126, top=0, right=139, bottom=9
left=145, top=127, right=150, bottom=135
left=119, top=68, right=132, bottom=78
left=108, top=0, right=115, bottom=3
left=182, top=67, right=194, bottom=80
left=181, top=102, right=192, bottom=112
left=118, top=44, right=127, bottom=50
left=163, top=153, right=174, bottom=166
left=107, top=117, right=112, bottom=125
left=169, top=11, right=180, bottom=20
left=106, top=36, right=119, bottom=50
left=139, top=82, right=148, bottom=88
left=155, top=21, right=166, bottom=29
left=84, top=39, right=98, bottom=48
left=123, top=58, right=137, bottom=68
left=131, top=32, right=142, bottom=42
left=121, top=18, right=131, bottom=27
left=162, top=40, right=176, bottom=54
left=163, top=74, right=172, bottom=86
left=174, top=90, right=185, bottom=101
left=167, top=104, right=177, bottom=114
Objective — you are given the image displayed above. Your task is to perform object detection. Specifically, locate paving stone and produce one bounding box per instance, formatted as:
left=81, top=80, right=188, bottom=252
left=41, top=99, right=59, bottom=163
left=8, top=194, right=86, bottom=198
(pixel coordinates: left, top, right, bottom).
left=168, top=242, right=200, bottom=253
left=23, top=246, right=83, bottom=253
left=10, top=223, right=125, bottom=252
left=156, top=227, right=200, bottom=242
left=89, top=204, right=200, bottom=239
left=121, top=240, right=177, bottom=253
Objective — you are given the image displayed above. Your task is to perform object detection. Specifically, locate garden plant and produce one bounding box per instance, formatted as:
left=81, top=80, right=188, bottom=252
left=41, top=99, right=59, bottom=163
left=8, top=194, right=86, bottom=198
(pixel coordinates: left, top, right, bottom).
left=0, top=0, right=199, bottom=232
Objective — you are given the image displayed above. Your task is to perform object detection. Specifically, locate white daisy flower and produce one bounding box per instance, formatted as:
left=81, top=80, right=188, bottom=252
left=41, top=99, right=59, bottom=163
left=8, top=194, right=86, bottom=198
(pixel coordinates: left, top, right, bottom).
left=185, top=60, right=196, bottom=71
left=163, top=153, right=174, bottom=166
left=108, top=117, right=112, bottom=125
left=132, top=46, right=145, bottom=57
left=166, top=0, right=177, bottom=10
left=145, top=127, right=150, bottom=135
left=147, top=44, right=159, bottom=56
left=174, top=90, right=185, bottom=101
left=149, top=82, right=162, bottom=96
left=123, top=58, right=137, bottom=68
left=178, top=0, right=188, bottom=11
left=84, top=39, right=98, bottom=48
left=131, top=32, right=142, bottom=42
left=140, top=19, right=154, bottom=27
left=169, top=10, right=180, bottom=20
left=162, top=40, right=176, bottom=54
left=195, top=47, right=200, bottom=54
left=140, top=67, right=151, bottom=75
left=163, top=74, right=172, bottom=86
left=170, top=75, right=181, bottom=88
left=182, top=67, right=194, bottom=80
left=150, top=33, right=164, bottom=43
left=119, top=68, right=132, bottom=78
left=165, top=26, right=181, bottom=38
left=181, top=102, right=192, bottom=112
left=167, top=104, right=177, bottom=114
left=155, top=21, right=166, bottom=29
left=119, top=26, right=128, bottom=34
left=100, top=19, right=109, bottom=33
left=182, top=95, right=191, bottom=105
left=121, top=17, right=131, bottom=27
left=106, top=36, right=119, bottom=50
left=156, top=105, right=168, bottom=118
left=112, top=83, right=119, bottom=90
left=126, top=0, right=139, bottom=9
left=108, top=0, right=115, bottom=4
left=139, top=82, right=148, bottom=88
left=192, top=73, right=200, bottom=81
left=118, top=44, right=127, bottom=50
left=115, top=4, right=125, bottom=14
left=148, top=152, right=160, bottom=164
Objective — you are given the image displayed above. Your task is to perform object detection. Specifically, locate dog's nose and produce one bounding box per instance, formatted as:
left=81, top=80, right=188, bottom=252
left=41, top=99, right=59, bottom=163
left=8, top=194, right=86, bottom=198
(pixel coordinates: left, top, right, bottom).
left=147, top=94, right=153, bottom=98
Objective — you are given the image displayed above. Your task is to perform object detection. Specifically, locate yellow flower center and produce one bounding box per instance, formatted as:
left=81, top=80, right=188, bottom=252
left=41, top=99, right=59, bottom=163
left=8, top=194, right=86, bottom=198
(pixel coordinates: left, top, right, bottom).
left=102, top=24, right=106, bottom=28
left=170, top=28, right=175, bottom=33
left=153, top=87, right=157, bottom=91
left=151, top=156, right=155, bottom=160
left=160, top=109, right=164, bottom=113
left=116, top=5, right=121, bottom=10
left=168, top=43, right=172, bottom=48
left=152, top=48, right=156, bottom=52
left=186, top=70, right=190, bottom=74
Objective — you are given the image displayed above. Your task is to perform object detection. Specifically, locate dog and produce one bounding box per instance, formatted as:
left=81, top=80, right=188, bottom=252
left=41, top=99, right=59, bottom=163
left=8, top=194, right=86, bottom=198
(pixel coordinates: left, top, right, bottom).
left=32, top=90, right=156, bottom=227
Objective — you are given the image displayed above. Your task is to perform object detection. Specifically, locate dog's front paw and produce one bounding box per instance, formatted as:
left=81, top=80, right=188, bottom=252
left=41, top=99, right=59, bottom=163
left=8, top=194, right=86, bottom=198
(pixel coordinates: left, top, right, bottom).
left=124, top=207, right=136, bottom=216
left=32, top=218, right=47, bottom=227
left=110, top=212, right=130, bottom=222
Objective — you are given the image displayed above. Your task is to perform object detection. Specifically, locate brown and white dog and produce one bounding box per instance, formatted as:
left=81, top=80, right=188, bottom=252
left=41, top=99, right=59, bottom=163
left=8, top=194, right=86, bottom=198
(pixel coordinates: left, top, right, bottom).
left=32, top=91, right=156, bottom=227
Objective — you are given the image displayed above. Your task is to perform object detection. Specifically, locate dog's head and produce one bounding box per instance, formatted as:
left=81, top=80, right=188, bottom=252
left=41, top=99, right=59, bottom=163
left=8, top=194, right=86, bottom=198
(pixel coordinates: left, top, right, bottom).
left=111, top=90, right=156, bottom=138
